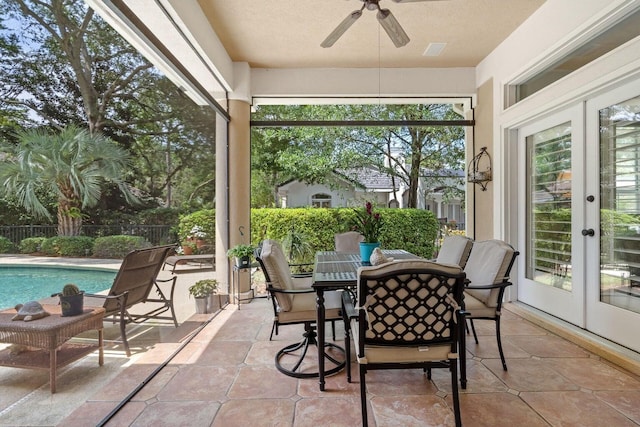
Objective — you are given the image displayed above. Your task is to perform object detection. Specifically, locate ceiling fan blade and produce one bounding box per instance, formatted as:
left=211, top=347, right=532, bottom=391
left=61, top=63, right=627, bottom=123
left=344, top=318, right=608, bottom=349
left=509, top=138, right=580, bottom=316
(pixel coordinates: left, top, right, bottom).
left=321, top=10, right=363, bottom=48
left=376, top=8, right=410, bottom=47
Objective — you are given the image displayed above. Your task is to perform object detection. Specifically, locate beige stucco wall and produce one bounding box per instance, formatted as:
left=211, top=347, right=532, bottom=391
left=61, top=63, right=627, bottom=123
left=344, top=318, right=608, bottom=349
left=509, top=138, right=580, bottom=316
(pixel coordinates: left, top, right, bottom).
left=227, top=100, right=252, bottom=298
left=469, top=78, right=494, bottom=241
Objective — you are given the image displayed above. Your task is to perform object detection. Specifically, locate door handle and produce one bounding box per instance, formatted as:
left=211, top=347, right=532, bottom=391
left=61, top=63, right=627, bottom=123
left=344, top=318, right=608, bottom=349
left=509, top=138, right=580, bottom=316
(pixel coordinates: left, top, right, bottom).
left=581, top=228, right=595, bottom=237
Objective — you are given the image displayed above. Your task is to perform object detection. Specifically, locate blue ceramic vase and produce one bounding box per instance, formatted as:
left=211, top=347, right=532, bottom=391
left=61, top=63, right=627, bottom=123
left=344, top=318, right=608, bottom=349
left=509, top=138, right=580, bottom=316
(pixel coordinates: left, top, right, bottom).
left=359, top=242, right=380, bottom=265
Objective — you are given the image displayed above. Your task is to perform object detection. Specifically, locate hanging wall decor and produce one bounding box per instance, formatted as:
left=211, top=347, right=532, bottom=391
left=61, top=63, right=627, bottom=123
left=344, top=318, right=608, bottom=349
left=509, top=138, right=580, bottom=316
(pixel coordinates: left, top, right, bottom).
left=467, top=146, right=492, bottom=191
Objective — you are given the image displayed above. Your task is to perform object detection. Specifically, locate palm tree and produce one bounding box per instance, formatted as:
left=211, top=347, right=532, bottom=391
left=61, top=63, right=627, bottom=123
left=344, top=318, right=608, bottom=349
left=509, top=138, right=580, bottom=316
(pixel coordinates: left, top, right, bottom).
left=0, top=125, right=137, bottom=236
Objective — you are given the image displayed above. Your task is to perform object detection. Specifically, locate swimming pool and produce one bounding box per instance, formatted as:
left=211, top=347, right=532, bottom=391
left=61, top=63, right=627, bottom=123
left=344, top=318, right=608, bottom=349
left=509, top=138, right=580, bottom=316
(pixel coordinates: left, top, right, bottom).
left=0, top=266, right=117, bottom=310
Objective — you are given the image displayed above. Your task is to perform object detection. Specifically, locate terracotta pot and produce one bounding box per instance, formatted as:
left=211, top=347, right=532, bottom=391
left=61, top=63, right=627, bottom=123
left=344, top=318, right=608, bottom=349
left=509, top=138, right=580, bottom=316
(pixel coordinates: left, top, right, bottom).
left=182, top=245, right=194, bottom=255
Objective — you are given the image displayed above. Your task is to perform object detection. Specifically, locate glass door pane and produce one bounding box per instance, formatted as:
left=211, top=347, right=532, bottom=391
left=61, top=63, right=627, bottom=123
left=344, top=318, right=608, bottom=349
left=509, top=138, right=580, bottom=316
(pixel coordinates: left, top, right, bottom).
left=599, top=95, right=640, bottom=315
left=526, top=122, right=572, bottom=290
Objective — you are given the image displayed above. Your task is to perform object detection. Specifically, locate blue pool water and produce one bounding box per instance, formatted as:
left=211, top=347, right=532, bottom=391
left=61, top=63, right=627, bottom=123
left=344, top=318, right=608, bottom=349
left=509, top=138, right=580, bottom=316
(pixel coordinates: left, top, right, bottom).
left=0, top=266, right=117, bottom=310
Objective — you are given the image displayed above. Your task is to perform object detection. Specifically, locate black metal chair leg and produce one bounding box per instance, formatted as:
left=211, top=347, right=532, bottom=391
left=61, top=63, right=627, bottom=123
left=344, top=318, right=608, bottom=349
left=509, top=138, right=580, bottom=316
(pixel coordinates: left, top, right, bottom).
left=496, top=317, right=508, bottom=371
left=450, top=359, right=462, bottom=427
left=345, top=328, right=352, bottom=383
left=360, top=364, right=368, bottom=427
left=469, top=318, right=479, bottom=344
left=275, top=323, right=345, bottom=379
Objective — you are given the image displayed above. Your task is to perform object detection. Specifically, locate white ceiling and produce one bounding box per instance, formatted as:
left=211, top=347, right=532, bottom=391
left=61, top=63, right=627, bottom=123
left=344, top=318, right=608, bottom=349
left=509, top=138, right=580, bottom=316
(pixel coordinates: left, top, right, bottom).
left=197, top=0, right=546, bottom=69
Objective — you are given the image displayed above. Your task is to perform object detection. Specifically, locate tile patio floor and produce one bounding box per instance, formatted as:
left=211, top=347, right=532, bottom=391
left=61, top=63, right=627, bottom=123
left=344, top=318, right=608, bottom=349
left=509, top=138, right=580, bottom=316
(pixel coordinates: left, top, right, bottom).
left=55, top=297, right=640, bottom=426
left=1, top=255, right=639, bottom=426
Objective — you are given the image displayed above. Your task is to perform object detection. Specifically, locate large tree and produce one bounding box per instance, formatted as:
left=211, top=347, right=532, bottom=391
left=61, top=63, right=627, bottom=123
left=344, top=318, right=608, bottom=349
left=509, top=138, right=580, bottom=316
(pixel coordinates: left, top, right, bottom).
left=251, top=103, right=465, bottom=208
left=0, top=0, right=216, bottom=210
left=0, top=125, right=137, bottom=235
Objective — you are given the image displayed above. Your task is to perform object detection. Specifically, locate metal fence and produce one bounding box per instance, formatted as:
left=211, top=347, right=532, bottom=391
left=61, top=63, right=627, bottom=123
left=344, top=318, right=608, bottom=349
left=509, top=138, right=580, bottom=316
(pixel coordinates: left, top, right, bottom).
left=0, top=225, right=174, bottom=246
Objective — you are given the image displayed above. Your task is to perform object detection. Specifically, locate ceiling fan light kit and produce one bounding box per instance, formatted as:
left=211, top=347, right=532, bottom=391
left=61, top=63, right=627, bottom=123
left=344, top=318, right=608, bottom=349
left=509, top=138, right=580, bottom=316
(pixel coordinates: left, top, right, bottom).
left=322, top=0, right=440, bottom=48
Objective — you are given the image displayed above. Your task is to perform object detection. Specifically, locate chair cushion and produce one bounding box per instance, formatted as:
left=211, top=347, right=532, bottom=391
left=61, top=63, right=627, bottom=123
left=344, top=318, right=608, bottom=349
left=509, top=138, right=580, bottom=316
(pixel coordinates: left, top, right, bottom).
left=464, top=240, right=514, bottom=307
left=334, top=231, right=364, bottom=253
left=260, top=239, right=296, bottom=311
left=277, top=289, right=342, bottom=324
left=350, top=318, right=454, bottom=364
left=462, top=292, right=497, bottom=318
left=436, top=235, right=473, bottom=268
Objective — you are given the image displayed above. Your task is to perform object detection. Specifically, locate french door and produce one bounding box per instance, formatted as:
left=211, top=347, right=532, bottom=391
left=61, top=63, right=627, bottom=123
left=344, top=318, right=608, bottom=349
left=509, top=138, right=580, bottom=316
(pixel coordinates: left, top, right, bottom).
left=584, top=81, right=640, bottom=352
left=517, top=81, right=640, bottom=352
left=518, top=104, right=586, bottom=327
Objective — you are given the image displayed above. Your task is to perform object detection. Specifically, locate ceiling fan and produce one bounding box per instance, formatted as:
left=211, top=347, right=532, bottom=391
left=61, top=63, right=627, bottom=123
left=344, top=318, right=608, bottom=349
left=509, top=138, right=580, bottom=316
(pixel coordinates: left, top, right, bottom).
left=321, top=0, right=443, bottom=48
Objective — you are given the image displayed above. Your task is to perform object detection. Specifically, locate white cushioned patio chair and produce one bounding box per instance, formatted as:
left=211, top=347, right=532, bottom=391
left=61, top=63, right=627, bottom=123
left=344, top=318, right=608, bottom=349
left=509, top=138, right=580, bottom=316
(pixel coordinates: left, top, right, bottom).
left=433, top=235, right=473, bottom=268
left=461, top=239, right=519, bottom=386
left=342, top=259, right=466, bottom=427
left=334, top=231, right=364, bottom=253
left=255, top=239, right=344, bottom=378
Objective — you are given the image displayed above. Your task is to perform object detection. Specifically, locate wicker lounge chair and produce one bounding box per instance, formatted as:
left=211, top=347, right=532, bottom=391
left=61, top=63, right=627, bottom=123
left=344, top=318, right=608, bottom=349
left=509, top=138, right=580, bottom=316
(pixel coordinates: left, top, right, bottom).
left=86, top=245, right=177, bottom=356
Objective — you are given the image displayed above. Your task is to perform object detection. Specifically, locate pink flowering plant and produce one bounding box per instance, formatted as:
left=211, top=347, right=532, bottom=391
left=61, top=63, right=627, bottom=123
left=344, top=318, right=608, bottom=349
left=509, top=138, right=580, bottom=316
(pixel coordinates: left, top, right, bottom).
left=352, top=202, right=383, bottom=243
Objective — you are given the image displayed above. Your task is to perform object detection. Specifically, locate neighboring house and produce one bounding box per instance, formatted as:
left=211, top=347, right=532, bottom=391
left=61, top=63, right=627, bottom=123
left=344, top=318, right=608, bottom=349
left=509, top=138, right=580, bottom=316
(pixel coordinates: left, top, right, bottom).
left=277, top=166, right=465, bottom=229
left=277, top=167, right=398, bottom=208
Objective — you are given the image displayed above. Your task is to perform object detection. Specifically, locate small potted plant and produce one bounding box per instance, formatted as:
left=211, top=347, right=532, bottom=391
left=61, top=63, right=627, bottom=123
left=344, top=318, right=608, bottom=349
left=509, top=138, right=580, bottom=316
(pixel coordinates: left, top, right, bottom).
left=181, top=240, right=197, bottom=255
left=57, top=283, right=84, bottom=317
left=189, top=225, right=208, bottom=249
left=352, top=201, right=383, bottom=265
left=226, top=244, right=255, bottom=268
left=189, top=279, right=219, bottom=314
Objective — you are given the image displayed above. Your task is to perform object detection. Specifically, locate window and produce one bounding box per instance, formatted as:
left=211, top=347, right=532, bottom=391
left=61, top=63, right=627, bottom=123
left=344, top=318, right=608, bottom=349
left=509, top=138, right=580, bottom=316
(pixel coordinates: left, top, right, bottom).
left=508, top=8, right=640, bottom=106
left=526, top=121, right=573, bottom=290
left=311, top=193, right=331, bottom=208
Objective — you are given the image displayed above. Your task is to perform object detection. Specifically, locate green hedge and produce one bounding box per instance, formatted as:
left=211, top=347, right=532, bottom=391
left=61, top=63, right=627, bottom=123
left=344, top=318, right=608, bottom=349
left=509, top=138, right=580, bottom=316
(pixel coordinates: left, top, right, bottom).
left=19, top=237, right=47, bottom=253
left=251, top=208, right=438, bottom=261
left=93, top=235, right=153, bottom=258
left=40, top=236, right=95, bottom=257
left=0, top=236, right=14, bottom=254
left=179, top=208, right=438, bottom=261
left=179, top=208, right=438, bottom=259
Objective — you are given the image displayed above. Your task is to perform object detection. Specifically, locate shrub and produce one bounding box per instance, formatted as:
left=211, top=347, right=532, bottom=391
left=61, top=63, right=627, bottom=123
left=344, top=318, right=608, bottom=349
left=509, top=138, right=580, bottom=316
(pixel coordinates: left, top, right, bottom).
left=251, top=208, right=438, bottom=261
left=19, top=237, right=47, bottom=253
left=93, top=235, right=152, bottom=258
left=177, top=209, right=215, bottom=243
left=0, top=236, right=15, bottom=254
left=40, top=236, right=95, bottom=257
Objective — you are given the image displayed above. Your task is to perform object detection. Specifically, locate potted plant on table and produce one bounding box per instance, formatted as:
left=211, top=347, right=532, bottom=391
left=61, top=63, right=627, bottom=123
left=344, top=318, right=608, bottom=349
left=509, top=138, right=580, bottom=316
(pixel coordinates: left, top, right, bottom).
left=56, top=283, right=84, bottom=317
left=226, top=244, right=255, bottom=268
left=352, top=201, right=383, bottom=264
left=188, top=279, right=219, bottom=314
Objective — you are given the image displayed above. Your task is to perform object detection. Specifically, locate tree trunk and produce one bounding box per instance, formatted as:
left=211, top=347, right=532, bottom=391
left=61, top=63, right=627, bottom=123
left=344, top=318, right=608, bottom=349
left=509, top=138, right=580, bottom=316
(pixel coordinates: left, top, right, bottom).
left=407, top=155, right=421, bottom=208
left=57, top=213, right=82, bottom=236
left=57, top=198, right=83, bottom=236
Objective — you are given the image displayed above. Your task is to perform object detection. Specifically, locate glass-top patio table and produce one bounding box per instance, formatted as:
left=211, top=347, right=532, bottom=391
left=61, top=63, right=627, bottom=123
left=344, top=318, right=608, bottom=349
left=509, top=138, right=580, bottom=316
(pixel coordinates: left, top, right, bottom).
left=312, top=249, right=420, bottom=391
